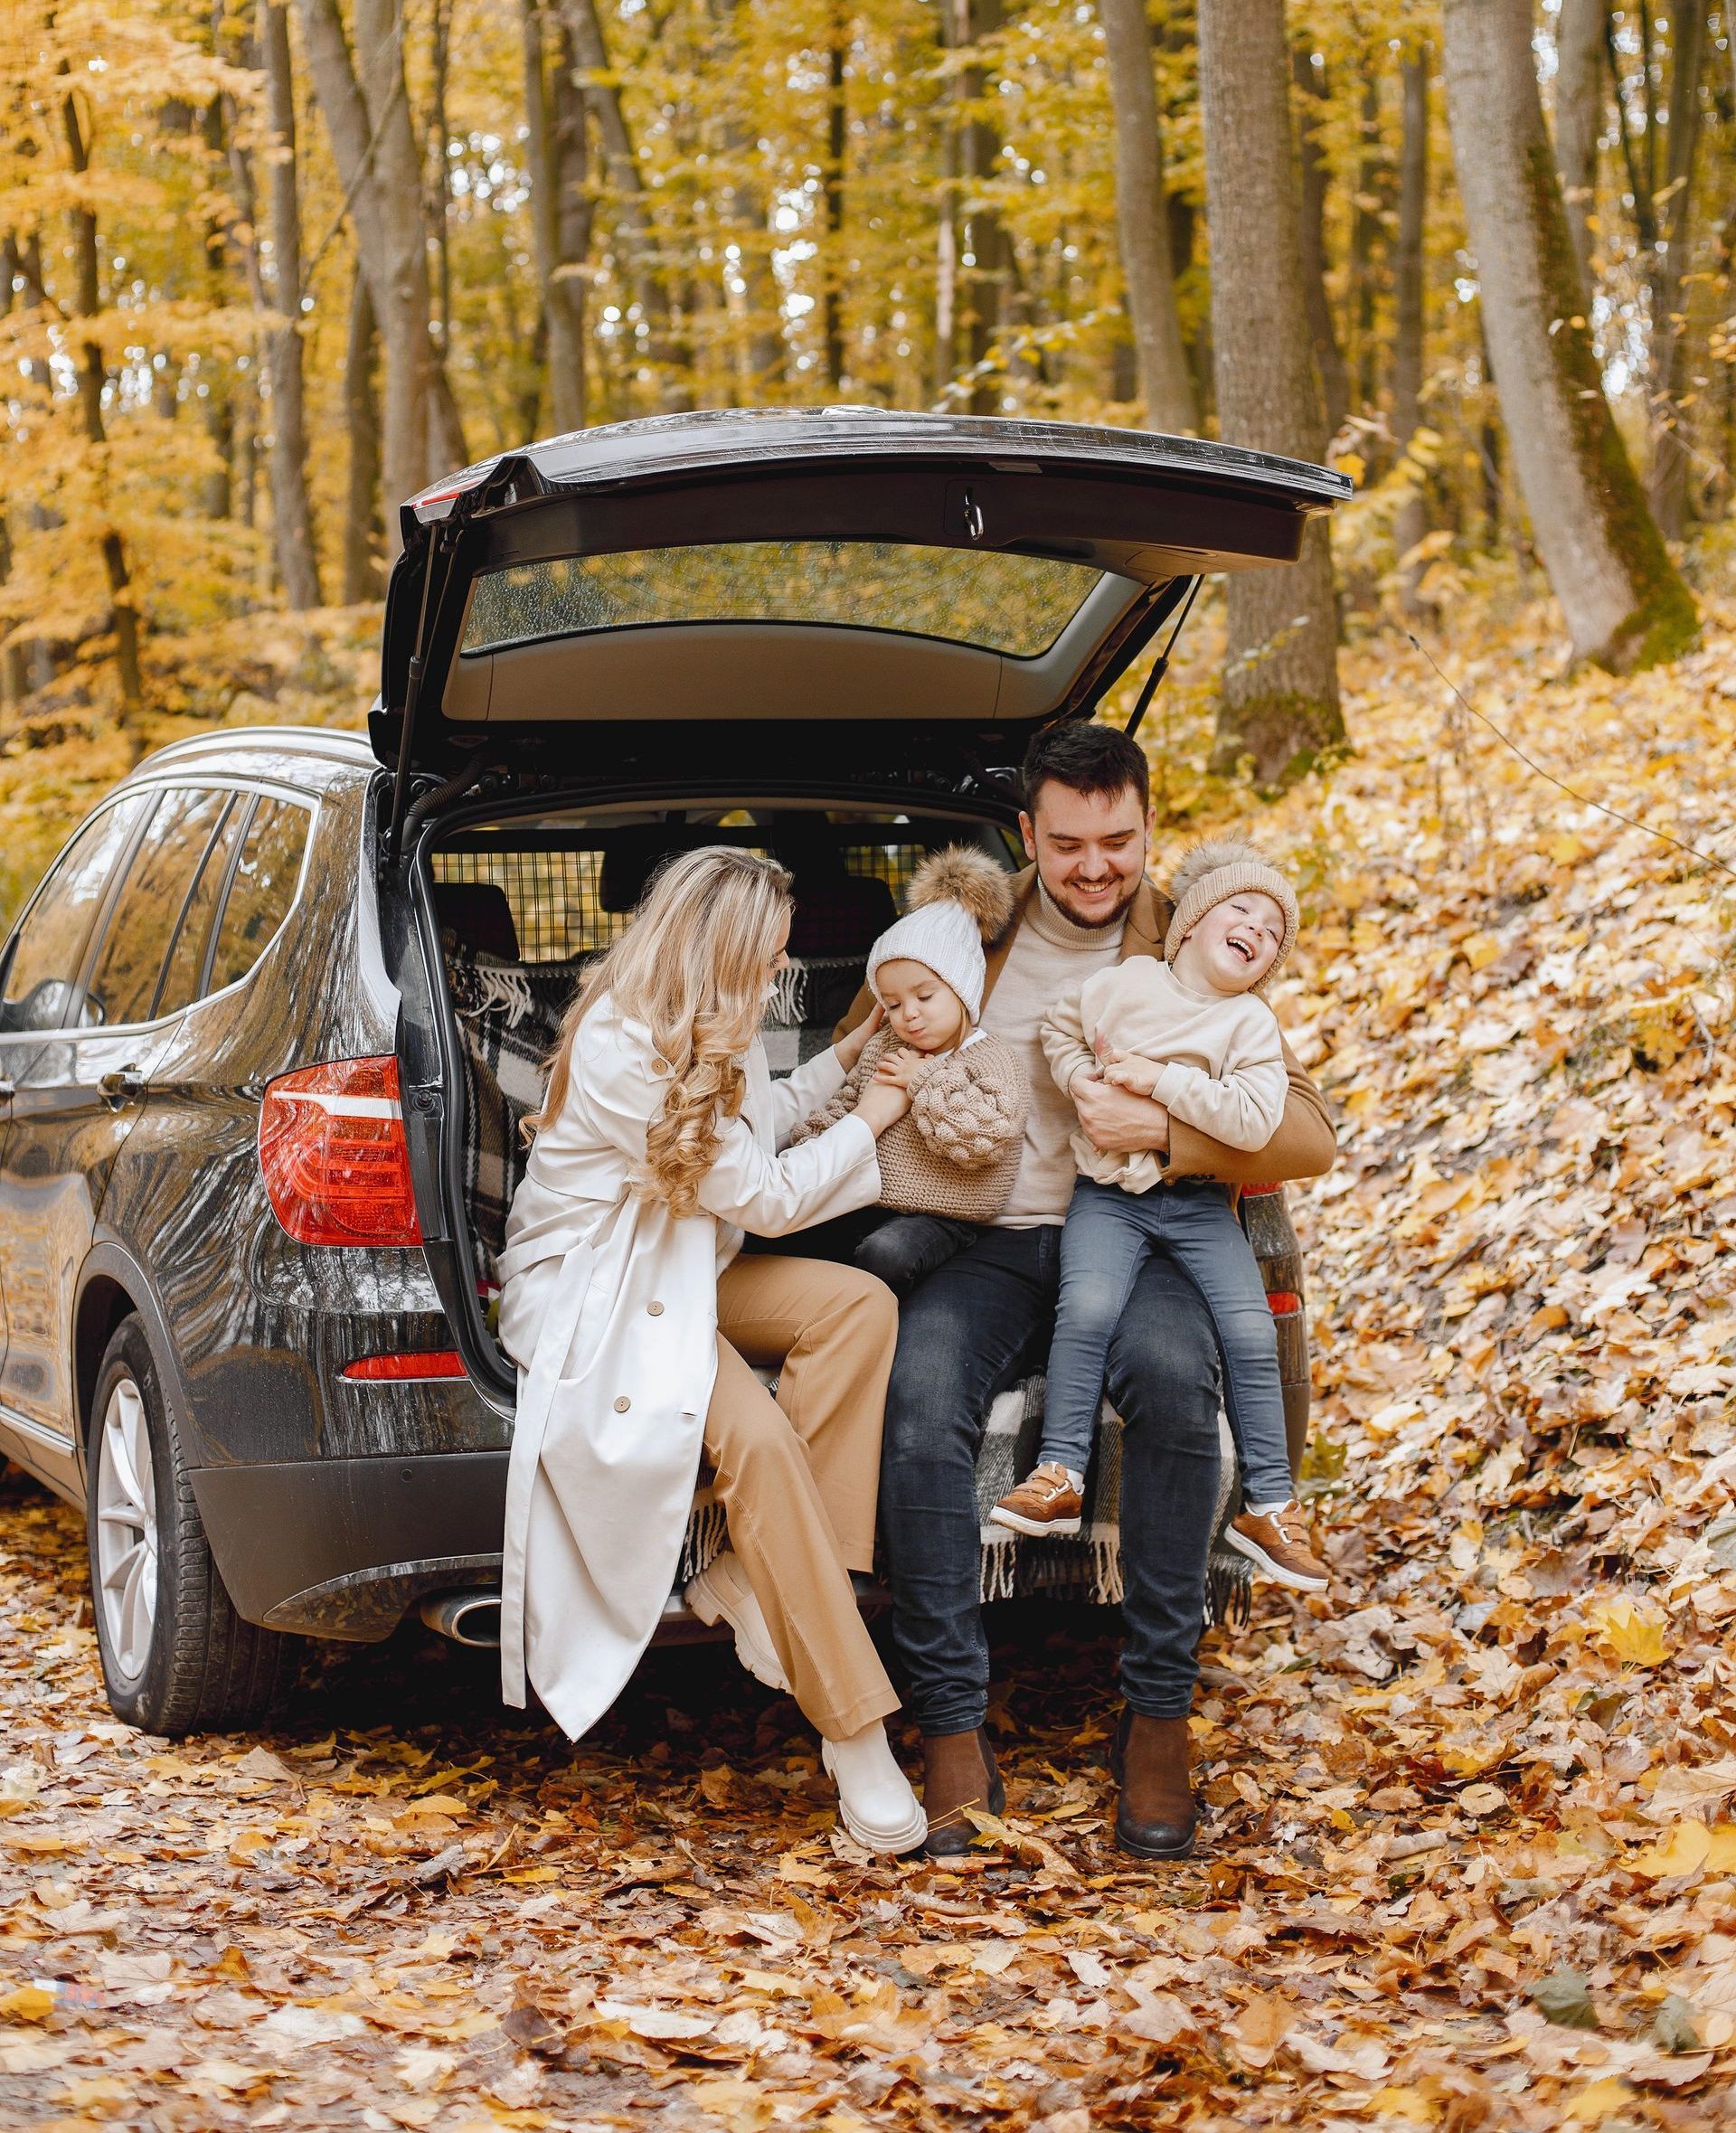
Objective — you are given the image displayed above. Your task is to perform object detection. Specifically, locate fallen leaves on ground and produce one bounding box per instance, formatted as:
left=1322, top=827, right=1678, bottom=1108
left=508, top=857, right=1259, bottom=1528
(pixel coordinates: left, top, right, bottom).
left=0, top=591, right=1734, bottom=2128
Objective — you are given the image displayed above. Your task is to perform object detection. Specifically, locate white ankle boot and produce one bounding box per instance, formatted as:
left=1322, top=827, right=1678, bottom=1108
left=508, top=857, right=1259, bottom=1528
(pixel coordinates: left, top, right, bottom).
left=684, top=1550, right=789, bottom=1693
left=822, top=1722, right=928, bottom=1855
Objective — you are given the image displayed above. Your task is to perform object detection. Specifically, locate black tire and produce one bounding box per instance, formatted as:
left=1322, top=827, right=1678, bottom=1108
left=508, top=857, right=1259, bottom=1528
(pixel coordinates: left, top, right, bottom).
left=84, top=1317, right=296, bottom=1735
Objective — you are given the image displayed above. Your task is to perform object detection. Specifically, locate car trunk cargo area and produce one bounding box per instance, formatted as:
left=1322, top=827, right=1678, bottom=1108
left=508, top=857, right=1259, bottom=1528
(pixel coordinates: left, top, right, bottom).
left=420, top=798, right=1021, bottom=1329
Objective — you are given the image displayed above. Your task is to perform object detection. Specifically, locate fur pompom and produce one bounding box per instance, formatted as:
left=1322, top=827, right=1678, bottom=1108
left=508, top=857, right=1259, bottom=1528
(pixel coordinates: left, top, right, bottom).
left=1165, top=835, right=1270, bottom=909
left=907, top=845, right=1015, bottom=942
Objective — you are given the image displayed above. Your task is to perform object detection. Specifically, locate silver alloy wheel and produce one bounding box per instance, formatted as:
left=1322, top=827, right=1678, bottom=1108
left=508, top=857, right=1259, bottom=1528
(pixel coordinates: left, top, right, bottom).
left=95, top=1376, right=157, bottom=1680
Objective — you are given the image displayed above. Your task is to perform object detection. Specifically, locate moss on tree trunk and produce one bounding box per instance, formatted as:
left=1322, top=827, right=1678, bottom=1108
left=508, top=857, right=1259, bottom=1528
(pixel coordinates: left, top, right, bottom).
left=1524, top=143, right=1698, bottom=671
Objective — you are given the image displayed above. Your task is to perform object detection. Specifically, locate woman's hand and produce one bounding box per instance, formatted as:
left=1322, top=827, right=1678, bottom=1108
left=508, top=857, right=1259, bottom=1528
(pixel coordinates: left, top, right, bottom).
left=834, top=1004, right=884, bottom=1073
left=853, top=1076, right=913, bottom=1137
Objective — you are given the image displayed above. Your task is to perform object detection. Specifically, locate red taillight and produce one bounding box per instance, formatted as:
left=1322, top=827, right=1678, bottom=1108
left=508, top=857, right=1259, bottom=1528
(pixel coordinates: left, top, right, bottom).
left=259, top=1056, right=423, bottom=1247
left=342, top=1351, right=466, bottom=1381
left=1266, top=1290, right=1301, bottom=1316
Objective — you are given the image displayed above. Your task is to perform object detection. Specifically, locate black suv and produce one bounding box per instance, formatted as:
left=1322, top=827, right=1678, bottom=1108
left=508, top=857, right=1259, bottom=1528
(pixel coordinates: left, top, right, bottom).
left=0, top=410, right=1345, bottom=1733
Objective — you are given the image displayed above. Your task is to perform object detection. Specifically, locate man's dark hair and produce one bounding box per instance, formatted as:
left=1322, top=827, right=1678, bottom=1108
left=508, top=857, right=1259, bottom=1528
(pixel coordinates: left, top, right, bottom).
left=1021, top=721, right=1150, bottom=816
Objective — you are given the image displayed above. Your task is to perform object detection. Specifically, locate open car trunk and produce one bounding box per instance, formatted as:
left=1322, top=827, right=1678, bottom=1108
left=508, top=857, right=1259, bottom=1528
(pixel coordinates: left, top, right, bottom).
left=375, top=411, right=1343, bottom=1622
left=366, top=408, right=1349, bottom=853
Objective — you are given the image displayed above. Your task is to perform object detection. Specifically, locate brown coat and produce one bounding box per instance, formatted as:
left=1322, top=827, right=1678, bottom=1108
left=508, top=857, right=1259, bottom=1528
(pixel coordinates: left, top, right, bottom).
left=836, top=866, right=1335, bottom=1194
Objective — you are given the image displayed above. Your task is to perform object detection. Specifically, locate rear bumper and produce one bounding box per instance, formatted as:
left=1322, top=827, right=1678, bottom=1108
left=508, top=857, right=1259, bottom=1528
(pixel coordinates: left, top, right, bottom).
left=189, top=1451, right=507, bottom=1641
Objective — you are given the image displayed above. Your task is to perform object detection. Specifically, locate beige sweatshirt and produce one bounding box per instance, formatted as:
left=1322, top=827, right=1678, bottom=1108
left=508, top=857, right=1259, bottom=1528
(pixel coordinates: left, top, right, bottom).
left=980, top=884, right=1124, bottom=1227
left=1043, top=959, right=1286, bottom=1194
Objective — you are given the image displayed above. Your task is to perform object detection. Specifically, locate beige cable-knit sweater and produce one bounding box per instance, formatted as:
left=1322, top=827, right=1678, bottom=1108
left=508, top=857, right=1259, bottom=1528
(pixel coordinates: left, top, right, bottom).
left=790, top=1025, right=1028, bottom=1222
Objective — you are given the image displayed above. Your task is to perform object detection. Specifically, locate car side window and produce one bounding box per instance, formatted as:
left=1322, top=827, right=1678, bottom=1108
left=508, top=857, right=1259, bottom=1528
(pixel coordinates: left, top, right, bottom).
left=83, top=787, right=231, bottom=1030
left=0, top=798, right=152, bottom=1034
left=156, top=795, right=247, bottom=1015
left=205, top=798, right=312, bottom=996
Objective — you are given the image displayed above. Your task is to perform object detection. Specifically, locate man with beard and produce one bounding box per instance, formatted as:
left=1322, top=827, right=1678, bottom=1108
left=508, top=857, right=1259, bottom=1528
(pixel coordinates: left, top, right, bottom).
left=857, top=722, right=1335, bottom=1860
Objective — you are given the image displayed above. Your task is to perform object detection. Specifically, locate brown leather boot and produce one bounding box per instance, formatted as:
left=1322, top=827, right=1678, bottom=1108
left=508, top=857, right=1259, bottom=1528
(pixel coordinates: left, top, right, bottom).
left=1111, top=1709, right=1196, bottom=1860
left=920, top=1727, right=1005, bottom=1859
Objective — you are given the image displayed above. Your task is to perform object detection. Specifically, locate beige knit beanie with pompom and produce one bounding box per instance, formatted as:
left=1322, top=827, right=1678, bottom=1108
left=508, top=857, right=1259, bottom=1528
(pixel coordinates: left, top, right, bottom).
left=1164, top=836, right=1298, bottom=989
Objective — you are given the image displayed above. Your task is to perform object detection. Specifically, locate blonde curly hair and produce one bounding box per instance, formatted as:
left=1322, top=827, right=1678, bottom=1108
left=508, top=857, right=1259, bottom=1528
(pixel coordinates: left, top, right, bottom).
left=525, top=845, right=794, bottom=1219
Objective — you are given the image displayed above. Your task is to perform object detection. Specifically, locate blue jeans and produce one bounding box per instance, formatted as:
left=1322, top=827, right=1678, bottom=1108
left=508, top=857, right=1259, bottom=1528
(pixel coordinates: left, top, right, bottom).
left=854, top=1213, right=981, bottom=1298
left=878, top=1221, right=1226, bottom=1731
left=1044, top=1176, right=1292, bottom=1509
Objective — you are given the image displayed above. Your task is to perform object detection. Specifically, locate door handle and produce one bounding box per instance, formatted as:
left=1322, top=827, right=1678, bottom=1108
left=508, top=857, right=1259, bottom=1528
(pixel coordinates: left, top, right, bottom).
left=99, top=1066, right=146, bottom=1108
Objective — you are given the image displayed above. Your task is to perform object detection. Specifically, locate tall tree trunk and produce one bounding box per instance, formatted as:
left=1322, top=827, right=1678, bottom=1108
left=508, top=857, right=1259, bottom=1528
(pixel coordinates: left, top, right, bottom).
left=260, top=0, right=322, bottom=608
left=1099, top=0, right=1194, bottom=431
left=555, top=0, right=684, bottom=410
left=428, top=0, right=453, bottom=363
left=1349, top=77, right=1384, bottom=416
left=1198, top=0, right=1343, bottom=786
left=821, top=4, right=847, bottom=392
left=712, top=0, right=782, bottom=398
left=0, top=512, right=24, bottom=711
left=944, top=0, right=1013, bottom=413
left=933, top=20, right=960, bottom=399
left=10, top=235, right=57, bottom=696
left=522, top=0, right=591, bottom=434
left=1554, top=0, right=1606, bottom=291
left=1392, top=48, right=1429, bottom=611
left=297, top=0, right=449, bottom=541
left=343, top=271, right=384, bottom=603
left=1440, top=0, right=1696, bottom=669
left=0, top=235, right=25, bottom=710
left=234, top=371, right=259, bottom=533
left=60, top=87, right=144, bottom=717
left=199, top=89, right=235, bottom=520
left=1292, top=45, right=1350, bottom=439
left=1646, top=0, right=1704, bottom=540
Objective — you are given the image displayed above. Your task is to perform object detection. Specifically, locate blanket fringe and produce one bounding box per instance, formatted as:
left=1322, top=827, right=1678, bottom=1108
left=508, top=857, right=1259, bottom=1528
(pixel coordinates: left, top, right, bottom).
left=978, top=1534, right=1020, bottom=1602
left=1205, top=1551, right=1252, bottom=1628
left=458, top=965, right=533, bottom=1029
left=1090, top=1534, right=1125, bottom=1607
left=766, top=962, right=807, bottom=1027
left=678, top=1497, right=729, bottom=1585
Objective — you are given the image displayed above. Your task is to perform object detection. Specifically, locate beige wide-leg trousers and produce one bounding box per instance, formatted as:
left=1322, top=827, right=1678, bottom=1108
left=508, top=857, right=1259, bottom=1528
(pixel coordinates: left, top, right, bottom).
left=704, top=1253, right=901, bottom=1741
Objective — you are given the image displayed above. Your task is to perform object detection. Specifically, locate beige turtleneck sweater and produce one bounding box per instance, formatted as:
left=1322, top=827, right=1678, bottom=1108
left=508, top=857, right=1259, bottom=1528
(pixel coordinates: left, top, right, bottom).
left=979, top=882, right=1124, bottom=1226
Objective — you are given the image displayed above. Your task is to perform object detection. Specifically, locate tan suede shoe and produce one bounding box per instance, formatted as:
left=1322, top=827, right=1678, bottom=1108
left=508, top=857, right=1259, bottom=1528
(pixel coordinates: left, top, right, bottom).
left=988, top=1462, right=1083, bottom=1538
left=1227, top=1504, right=1328, bottom=1593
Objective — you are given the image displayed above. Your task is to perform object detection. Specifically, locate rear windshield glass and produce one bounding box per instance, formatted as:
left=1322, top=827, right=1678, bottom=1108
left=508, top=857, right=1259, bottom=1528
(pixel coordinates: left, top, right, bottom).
left=458, top=542, right=1102, bottom=660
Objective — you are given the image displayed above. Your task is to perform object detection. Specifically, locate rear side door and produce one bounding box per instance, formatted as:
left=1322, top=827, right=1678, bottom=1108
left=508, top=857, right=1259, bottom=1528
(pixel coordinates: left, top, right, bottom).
left=0, top=796, right=155, bottom=1467
left=0, top=788, right=224, bottom=1451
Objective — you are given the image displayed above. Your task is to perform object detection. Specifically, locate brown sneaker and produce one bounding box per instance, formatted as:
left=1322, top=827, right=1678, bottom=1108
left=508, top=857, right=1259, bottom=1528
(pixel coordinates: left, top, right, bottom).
left=989, top=1462, right=1083, bottom=1537
left=1228, top=1503, right=1328, bottom=1592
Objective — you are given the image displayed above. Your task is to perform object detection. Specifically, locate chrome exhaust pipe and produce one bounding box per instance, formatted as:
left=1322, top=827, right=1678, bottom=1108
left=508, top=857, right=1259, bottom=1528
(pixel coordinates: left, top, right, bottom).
left=419, top=1591, right=502, bottom=1648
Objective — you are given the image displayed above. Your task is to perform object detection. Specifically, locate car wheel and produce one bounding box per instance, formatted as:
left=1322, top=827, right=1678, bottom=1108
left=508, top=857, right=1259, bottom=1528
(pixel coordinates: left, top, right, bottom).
left=85, top=1317, right=296, bottom=1735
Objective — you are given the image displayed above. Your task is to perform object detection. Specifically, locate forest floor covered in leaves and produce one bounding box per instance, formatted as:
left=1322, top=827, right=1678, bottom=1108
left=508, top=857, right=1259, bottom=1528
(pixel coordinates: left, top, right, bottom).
left=2, top=588, right=1736, bottom=2129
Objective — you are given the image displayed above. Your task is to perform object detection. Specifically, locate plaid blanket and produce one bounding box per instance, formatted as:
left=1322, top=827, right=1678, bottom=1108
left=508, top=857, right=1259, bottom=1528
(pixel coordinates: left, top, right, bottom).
left=444, top=938, right=1249, bottom=1622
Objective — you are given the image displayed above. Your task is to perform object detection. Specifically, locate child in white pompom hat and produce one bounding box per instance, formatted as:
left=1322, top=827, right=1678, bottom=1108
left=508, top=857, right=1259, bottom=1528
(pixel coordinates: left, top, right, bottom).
left=987, top=836, right=1328, bottom=1599
left=792, top=847, right=1027, bottom=1294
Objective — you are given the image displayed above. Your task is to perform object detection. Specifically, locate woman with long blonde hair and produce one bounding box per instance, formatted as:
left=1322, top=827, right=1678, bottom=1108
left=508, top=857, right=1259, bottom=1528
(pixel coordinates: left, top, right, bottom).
left=495, top=845, right=925, bottom=1852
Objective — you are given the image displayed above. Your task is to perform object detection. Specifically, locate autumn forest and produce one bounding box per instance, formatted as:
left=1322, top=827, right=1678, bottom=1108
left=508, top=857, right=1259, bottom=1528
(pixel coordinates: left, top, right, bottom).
left=3, top=5, right=1736, bottom=2129
left=0, top=2, right=1731, bottom=769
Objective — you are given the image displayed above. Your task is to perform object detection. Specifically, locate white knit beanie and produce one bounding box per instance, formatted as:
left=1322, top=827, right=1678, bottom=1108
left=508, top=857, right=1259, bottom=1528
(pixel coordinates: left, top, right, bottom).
left=866, top=847, right=1014, bottom=1026
left=1164, top=836, right=1298, bottom=989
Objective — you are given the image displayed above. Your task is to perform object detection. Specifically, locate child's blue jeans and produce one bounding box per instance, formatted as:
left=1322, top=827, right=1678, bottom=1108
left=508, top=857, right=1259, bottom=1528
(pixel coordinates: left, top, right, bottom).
left=1041, top=1175, right=1294, bottom=1508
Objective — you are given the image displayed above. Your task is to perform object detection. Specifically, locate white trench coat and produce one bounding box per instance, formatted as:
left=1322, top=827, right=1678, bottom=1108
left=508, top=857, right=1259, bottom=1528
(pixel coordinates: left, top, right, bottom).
left=494, top=997, right=882, bottom=1741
